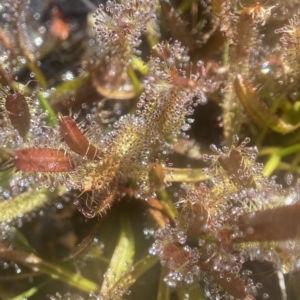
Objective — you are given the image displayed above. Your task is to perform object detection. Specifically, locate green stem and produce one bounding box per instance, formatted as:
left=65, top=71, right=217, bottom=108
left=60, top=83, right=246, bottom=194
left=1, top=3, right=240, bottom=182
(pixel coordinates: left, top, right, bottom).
left=157, top=189, right=178, bottom=222
left=11, top=280, right=51, bottom=300
left=223, top=42, right=230, bottom=65
left=47, top=73, right=91, bottom=106
left=15, top=3, right=47, bottom=89
left=127, top=64, right=142, bottom=94
left=116, top=255, right=158, bottom=289
left=37, top=92, right=56, bottom=126
left=26, top=60, right=47, bottom=89
left=258, top=147, right=280, bottom=156
left=157, top=267, right=171, bottom=300
left=278, top=162, right=300, bottom=174
left=131, top=56, right=148, bottom=75
left=0, top=248, right=98, bottom=293
left=276, top=143, right=300, bottom=156
left=263, top=143, right=300, bottom=176
left=263, top=155, right=281, bottom=177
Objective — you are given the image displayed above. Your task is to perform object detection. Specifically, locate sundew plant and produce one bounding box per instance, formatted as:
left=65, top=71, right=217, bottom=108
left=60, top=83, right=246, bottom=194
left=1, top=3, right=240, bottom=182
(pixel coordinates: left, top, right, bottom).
left=1, top=0, right=300, bottom=299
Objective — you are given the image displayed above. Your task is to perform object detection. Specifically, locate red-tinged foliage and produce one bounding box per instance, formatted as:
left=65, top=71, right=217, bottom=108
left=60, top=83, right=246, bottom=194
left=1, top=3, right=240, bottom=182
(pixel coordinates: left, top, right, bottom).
left=185, top=202, right=208, bottom=238
left=5, top=93, right=31, bottom=138
left=163, top=243, right=187, bottom=269
left=59, top=115, right=100, bottom=160
left=218, top=149, right=257, bottom=189
left=14, top=148, right=73, bottom=172
left=233, top=204, right=300, bottom=242
left=212, top=271, right=246, bottom=299
left=50, top=6, right=69, bottom=41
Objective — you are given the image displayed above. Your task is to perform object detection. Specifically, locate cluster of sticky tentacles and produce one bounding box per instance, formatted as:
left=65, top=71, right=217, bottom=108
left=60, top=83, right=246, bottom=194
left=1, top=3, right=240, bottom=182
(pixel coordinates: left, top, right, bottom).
left=150, top=136, right=300, bottom=299
left=0, top=39, right=213, bottom=218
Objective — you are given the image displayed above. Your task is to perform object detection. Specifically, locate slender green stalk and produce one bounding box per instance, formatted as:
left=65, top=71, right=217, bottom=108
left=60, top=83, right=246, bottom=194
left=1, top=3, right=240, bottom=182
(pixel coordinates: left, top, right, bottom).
left=263, top=143, right=300, bottom=176
left=0, top=248, right=98, bottom=293
left=263, top=155, right=281, bottom=177
left=157, top=189, right=179, bottom=222
left=47, top=73, right=91, bottom=106
left=157, top=267, right=171, bottom=300
left=25, top=60, right=47, bottom=89
left=115, top=255, right=158, bottom=291
left=127, top=64, right=142, bottom=94
left=11, top=280, right=51, bottom=300
left=37, top=92, right=56, bottom=126
left=131, top=57, right=148, bottom=75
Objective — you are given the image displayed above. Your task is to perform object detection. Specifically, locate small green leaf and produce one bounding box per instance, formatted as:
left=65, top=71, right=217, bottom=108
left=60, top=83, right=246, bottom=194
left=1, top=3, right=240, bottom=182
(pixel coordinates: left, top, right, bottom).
left=232, top=203, right=300, bottom=242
